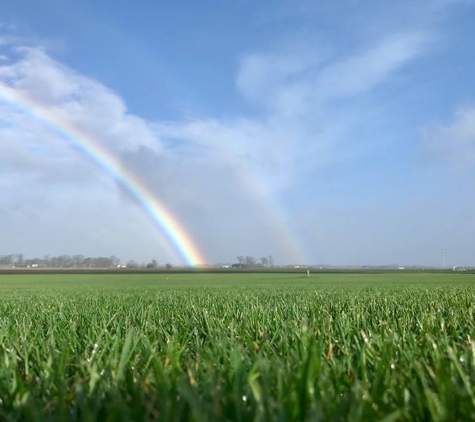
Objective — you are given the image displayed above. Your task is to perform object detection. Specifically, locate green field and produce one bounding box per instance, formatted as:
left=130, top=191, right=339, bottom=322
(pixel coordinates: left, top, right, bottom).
left=1, top=272, right=475, bottom=421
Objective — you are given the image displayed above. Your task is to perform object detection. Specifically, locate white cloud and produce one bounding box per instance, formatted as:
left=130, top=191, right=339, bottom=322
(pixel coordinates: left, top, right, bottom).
left=155, top=118, right=299, bottom=191
left=0, top=47, right=161, bottom=155
left=315, top=32, right=431, bottom=100
left=0, top=44, right=170, bottom=203
left=236, top=31, right=431, bottom=119
left=236, top=51, right=321, bottom=107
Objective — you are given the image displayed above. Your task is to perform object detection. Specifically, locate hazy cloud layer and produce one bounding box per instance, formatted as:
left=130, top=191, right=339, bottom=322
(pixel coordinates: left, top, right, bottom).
left=423, top=107, right=475, bottom=171
left=237, top=31, right=431, bottom=111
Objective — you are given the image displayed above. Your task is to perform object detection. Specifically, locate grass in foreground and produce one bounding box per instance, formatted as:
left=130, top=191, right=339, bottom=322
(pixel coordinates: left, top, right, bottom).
left=0, top=273, right=475, bottom=421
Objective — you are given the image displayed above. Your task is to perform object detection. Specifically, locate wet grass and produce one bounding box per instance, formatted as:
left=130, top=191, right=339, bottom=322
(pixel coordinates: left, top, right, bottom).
left=0, top=272, right=474, bottom=421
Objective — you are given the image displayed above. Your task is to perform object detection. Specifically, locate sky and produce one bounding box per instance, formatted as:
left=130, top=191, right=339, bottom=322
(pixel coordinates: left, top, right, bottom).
left=1, top=0, right=475, bottom=267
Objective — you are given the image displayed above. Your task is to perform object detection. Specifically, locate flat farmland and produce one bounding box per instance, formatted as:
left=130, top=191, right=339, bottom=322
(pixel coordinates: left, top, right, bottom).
left=0, top=272, right=474, bottom=421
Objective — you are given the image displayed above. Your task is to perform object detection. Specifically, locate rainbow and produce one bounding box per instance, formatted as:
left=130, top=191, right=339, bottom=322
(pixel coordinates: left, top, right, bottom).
left=0, top=83, right=206, bottom=266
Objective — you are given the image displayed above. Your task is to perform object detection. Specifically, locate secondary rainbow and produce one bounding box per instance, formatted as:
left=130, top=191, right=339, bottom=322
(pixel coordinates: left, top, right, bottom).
left=0, top=84, right=206, bottom=266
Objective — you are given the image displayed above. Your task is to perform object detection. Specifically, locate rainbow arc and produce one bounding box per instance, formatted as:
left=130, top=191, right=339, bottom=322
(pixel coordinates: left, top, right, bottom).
left=0, top=84, right=206, bottom=266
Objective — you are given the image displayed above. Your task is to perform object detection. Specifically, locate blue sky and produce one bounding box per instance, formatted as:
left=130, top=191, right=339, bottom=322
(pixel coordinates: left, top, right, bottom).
left=1, top=0, right=475, bottom=266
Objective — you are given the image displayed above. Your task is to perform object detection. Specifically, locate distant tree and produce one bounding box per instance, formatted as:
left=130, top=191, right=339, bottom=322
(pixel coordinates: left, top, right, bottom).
left=165, top=263, right=173, bottom=269
left=245, top=256, right=256, bottom=267
left=95, top=257, right=114, bottom=268
left=0, top=255, right=14, bottom=266
left=16, top=254, right=24, bottom=267
left=237, top=256, right=245, bottom=265
left=268, top=255, right=274, bottom=267
left=110, top=256, right=120, bottom=267
left=260, top=257, right=268, bottom=267
left=126, top=260, right=139, bottom=268
left=146, top=259, right=158, bottom=269
left=72, top=255, right=85, bottom=268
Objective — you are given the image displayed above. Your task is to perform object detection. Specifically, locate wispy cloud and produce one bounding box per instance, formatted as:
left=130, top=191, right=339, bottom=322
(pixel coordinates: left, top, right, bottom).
left=314, top=32, right=432, bottom=100
left=0, top=13, right=436, bottom=194
left=237, top=30, right=432, bottom=115
left=422, top=107, right=475, bottom=171
left=157, top=30, right=434, bottom=195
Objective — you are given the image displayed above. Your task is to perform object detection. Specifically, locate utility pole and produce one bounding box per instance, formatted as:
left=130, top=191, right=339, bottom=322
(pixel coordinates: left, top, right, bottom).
left=441, top=249, right=446, bottom=269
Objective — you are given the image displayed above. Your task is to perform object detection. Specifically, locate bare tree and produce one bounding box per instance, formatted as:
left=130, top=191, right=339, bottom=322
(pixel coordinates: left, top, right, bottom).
left=16, top=254, right=24, bottom=267
left=126, top=260, right=139, bottom=268
left=0, top=255, right=14, bottom=266
left=146, top=259, right=158, bottom=269
left=245, top=256, right=256, bottom=267
left=72, top=255, right=85, bottom=267
left=110, top=255, right=120, bottom=267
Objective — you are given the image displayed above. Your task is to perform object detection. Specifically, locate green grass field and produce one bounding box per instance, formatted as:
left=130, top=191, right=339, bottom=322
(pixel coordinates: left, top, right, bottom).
left=1, top=272, right=475, bottom=421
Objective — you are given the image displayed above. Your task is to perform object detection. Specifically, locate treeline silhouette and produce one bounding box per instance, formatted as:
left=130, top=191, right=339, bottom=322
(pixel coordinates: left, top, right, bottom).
left=0, top=254, right=125, bottom=268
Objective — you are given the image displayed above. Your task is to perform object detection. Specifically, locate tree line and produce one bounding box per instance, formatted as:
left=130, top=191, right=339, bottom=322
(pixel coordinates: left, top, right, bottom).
left=232, top=255, right=275, bottom=268
left=0, top=254, right=165, bottom=269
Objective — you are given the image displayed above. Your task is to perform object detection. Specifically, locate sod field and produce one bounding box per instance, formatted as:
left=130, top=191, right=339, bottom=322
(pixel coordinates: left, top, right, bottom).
left=0, top=272, right=474, bottom=421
